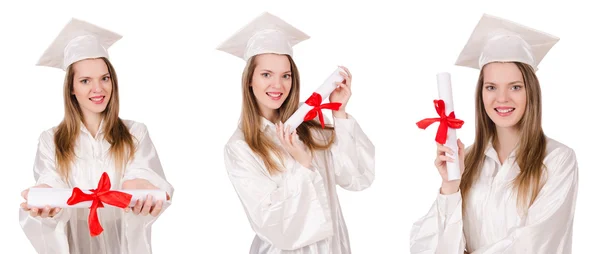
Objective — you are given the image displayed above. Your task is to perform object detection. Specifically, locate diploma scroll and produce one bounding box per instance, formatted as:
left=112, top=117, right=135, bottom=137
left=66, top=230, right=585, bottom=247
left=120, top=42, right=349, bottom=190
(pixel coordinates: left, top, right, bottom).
left=283, top=67, right=346, bottom=132
left=416, top=72, right=464, bottom=181
left=26, top=188, right=167, bottom=208
left=437, top=73, right=461, bottom=181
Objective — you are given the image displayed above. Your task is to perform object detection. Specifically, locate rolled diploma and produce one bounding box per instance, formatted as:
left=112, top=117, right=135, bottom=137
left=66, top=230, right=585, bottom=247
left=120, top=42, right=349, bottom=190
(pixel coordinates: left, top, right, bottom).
left=438, top=72, right=461, bottom=181
left=26, top=188, right=167, bottom=208
left=283, top=67, right=346, bottom=133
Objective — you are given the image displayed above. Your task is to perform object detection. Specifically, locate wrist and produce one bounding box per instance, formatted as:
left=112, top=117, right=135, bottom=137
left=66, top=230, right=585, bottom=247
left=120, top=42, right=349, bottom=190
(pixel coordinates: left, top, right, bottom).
left=333, top=109, right=347, bottom=119
left=440, top=182, right=460, bottom=195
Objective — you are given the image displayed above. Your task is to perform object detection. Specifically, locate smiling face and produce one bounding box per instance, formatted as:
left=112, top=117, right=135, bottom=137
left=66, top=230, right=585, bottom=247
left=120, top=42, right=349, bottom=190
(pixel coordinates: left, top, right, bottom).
left=70, top=58, right=113, bottom=119
left=250, top=53, right=293, bottom=119
left=481, top=62, right=527, bottom=131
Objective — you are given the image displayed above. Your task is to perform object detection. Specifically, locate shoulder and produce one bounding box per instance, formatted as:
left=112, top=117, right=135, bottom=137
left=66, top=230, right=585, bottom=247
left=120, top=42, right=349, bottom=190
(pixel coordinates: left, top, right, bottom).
left=544, top=136, right=578, bottom=175
left=119, top=119, right=151, bottom=142
left=224, top=126, right=249, bottom=152
left=37, top=126, right=58, bottom=146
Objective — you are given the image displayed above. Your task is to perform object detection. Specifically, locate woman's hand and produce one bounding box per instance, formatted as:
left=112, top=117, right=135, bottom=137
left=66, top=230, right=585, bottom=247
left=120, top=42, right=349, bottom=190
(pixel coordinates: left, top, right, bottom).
left=330, top=66, right=352, bottom=119
left=122, top=179, right=165, bottom=217
left=20, top=184, right=62, bottom=218
left=276, top=122, right=313, bottom=169
left=434, top=139, right=465, bottom=194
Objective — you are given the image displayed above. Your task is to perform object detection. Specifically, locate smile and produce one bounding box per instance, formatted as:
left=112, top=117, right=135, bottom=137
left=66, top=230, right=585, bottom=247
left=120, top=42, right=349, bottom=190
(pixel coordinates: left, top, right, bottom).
left=90, top=96, right=105, bottom=104
left=267, top=92, right=283, bottom=100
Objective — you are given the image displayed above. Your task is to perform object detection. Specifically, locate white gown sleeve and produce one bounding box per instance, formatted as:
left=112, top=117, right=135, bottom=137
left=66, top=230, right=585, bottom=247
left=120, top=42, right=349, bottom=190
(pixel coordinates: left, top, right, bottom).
left=224, top=139, right=334, bottom=250
left=329, top=114, right=375, bottom=191
left=120, top=123, right=175, bottom=254
left=410, top=189, right=467, bottom=254
left=469, top=147, right=578, bottom=254
left=19, top=130, right=72, bottom=254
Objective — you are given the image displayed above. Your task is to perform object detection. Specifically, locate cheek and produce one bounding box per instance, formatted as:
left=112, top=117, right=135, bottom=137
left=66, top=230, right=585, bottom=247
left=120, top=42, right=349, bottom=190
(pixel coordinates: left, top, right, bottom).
left=481, top=92, right=494, bottom=109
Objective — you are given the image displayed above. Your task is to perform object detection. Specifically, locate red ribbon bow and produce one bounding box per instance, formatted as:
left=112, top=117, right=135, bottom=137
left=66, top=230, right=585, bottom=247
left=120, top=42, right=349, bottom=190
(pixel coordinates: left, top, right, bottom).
left=67, top=172, right=133, bottom=237
left=303, top=92, right=342, bottom=128
left=416, top=99, right=464, bottom=144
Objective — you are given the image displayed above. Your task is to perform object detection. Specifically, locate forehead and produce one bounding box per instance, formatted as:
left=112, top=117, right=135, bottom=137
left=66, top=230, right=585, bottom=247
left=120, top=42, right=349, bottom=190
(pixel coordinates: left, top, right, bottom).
left=72, top=58, right=109, bottom=77
left=482, top=62, right=523, bottom=83
left=254, top=53, right=291, bottom=72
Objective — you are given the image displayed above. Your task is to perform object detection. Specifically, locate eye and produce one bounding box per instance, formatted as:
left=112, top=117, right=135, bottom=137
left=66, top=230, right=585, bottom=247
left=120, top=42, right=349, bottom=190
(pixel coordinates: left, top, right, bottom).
left=283, top=74, right=291, bottom=79
left=511, top=85, right=523, bottom=91
left=102, top=76, right=111, bottom=82
left=261, top=73, right=270, bottom=78
left=484, top=85, right=495, bottom=91
left=80, top=79, right=89, bottom=84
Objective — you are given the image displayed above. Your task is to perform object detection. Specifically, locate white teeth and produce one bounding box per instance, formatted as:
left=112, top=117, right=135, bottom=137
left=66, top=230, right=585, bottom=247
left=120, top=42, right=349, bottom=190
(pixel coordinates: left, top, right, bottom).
left=267, top=93, right=282, bottom=97
left=90, top=97, right=103, bottom=101
left=496, top=108, right=514, bottom=113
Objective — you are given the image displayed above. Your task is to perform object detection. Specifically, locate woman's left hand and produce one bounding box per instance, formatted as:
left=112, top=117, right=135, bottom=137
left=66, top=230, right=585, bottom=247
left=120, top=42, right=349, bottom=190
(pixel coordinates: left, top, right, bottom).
left=122, top=178, right=165, bottom=217
left=329, top=66, right=352, bottom=118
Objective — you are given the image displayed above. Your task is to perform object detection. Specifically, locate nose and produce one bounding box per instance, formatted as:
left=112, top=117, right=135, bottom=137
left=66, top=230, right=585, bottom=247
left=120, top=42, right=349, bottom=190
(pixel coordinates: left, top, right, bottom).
left=271, top=78, right=282, bottom=89
left=496, top=87, right=509, bottom=103
left=92, top=80, right=103, bottom=93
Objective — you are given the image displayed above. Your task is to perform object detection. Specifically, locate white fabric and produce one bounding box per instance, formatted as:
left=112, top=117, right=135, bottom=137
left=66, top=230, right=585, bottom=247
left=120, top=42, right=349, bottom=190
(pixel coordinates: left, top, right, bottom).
left=455, top=13, right=560, bottom=71
left=410, top=137, right=578, bottom=253
left=19, top=119, right=174, bottom=254
left=224, top=114, right=375, bottom=253
left=36, top=18, right=122, bottom=70
left=216, top=12, right=310, bottom=61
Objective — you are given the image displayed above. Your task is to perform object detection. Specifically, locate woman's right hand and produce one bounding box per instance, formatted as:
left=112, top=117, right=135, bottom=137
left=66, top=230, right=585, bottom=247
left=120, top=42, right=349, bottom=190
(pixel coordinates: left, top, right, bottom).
left=20, top=184, right=62, bottom=218
left=276, top=122, right=313, bottom=169
left=435, top=139, right=465, bottom=195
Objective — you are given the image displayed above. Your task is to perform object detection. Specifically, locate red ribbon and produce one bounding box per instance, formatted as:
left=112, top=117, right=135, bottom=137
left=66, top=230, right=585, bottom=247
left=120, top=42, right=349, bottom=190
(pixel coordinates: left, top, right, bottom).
left=67, top=172, right=133, bottom=237
left=416, top=99, right=464, bottom=144
left=303, top=92, right=342, bottom=128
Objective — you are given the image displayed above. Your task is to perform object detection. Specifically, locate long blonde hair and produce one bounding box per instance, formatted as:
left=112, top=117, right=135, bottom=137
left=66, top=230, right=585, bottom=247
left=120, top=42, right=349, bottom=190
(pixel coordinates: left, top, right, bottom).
left=54, top=57, right=135, bottom=182
left=460, top=62, right=547, bottom=213
left=241, top=54, right=336, bottom=175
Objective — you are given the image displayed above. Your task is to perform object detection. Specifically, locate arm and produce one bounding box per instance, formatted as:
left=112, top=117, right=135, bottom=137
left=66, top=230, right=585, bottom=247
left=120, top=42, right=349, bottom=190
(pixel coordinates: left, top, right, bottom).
left=329, top=113, right=375, bottom=191
left=120, top=123, right=175, bottom=253
left=19, top=130, right=71, bottom=254
left=410, top=189, right=467, bottom=254
left=224, top=140, right=334, bottom=250
left=470, top=147, right=578, bottom=254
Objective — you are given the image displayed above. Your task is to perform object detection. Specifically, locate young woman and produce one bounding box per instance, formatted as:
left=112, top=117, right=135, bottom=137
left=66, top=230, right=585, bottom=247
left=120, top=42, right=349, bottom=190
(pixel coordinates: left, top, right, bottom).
left=19, top=18, right=174, bottom=254
left=410, top=14, right=578, bottom=253
left=218, top=12, right=375, bottom=253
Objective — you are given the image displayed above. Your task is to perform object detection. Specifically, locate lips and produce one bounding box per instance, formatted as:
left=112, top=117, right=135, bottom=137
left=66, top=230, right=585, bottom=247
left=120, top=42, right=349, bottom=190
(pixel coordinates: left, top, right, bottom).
left=90, top=96, right=105, bottom=104
left=494, top=107, right=515, bottom=113
left=267, top=92, right=283, bottom=99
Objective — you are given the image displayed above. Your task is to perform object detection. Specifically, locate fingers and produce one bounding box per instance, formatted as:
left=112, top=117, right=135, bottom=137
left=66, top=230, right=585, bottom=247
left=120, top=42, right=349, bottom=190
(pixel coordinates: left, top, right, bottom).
left=132, top=198, right=143, bottom=215
left=436, top=143, right=454, bottom=156
left=150, top=200, right=163, bottom=217
left=50, top=208, right=62, bottom=217
left=140, top=195, right=153, bottom=216
left=40, top=206, right=51, bottom=218
left=21, top=189, right=29, bottom=200
left=457, top=139, right=465, bottom=155
left=339, top=66, right=352, bottom=79
left=29, top=207, right=40, bottom=217
left=20, top=202, right=30, bottom=211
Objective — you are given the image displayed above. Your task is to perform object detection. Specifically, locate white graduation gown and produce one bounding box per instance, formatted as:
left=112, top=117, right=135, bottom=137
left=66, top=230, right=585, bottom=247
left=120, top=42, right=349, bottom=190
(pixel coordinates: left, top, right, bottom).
left=19, top=120, right=175, bottom=254
left=224, top=114, right=375, bottom=254
left=410, top=137, right=578, bottom=254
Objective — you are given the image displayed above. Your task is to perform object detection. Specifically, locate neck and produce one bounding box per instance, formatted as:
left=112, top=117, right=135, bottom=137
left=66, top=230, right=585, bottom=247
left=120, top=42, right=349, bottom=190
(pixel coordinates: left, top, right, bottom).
left=82, top=112, right=103, bottom=138
left=260, top=108, right=279, bottom=124
left=494, top=126, right=520, bottom=164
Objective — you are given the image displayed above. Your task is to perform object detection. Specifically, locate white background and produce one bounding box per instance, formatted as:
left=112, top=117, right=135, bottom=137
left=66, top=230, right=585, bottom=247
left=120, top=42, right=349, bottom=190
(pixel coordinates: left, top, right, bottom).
left=0, top=0, right=597, bottom=253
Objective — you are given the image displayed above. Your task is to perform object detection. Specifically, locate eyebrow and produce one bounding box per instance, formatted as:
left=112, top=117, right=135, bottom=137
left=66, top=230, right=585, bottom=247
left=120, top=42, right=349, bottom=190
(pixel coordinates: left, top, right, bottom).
left=77, top=72, right=110, bottom=80
left=484, top=81, right=524, bottom=85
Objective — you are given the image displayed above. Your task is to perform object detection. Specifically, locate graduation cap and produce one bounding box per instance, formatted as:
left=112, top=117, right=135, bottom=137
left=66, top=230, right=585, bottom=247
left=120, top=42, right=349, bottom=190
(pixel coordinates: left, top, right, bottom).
left=216, top=12, right=310, bottom=61
left=37, top=18, right=122, bottom=70
left=455, top=13, right=560, bottom=71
